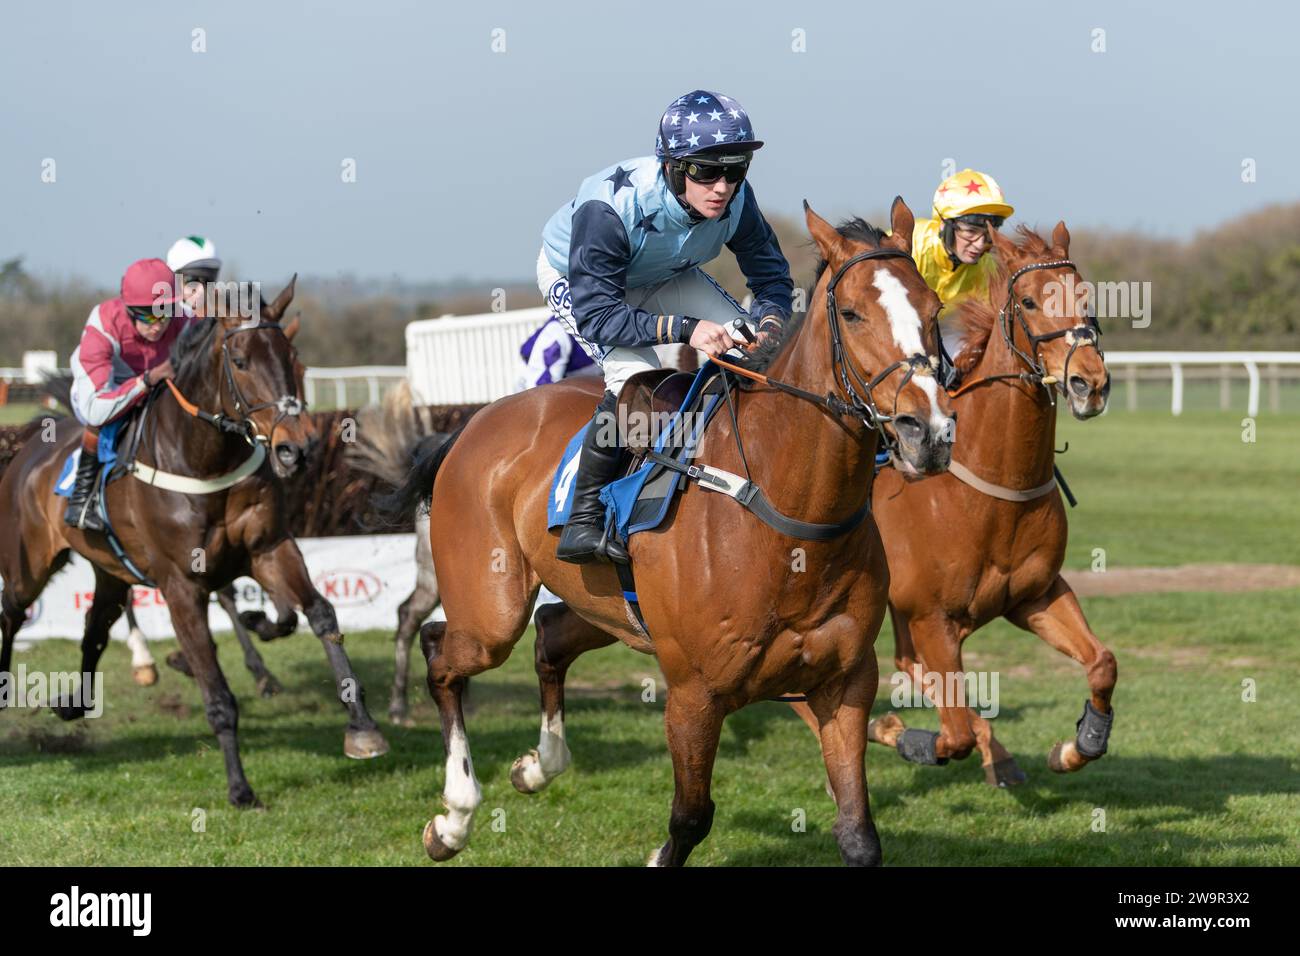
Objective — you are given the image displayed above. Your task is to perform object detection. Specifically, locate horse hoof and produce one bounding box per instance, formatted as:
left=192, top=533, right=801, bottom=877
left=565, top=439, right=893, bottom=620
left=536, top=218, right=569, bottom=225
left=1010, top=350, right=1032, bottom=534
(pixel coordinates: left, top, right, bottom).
left=230, top=788, right=261, bottom=809
left=423, top=820, right=460, bottom=862
left=867, top=712, right=905, bottom=746
left=344, top=727, right=390, bottom=760
left=256, top=675, right=282, bottom=698
left=984, top=757, right=1028, bottom=787
left=510, top=752, right=546, bottom=794
left=132, top=664, right=158, bottom=687
left=1048, top=741, right=1070, bottom=773
left=165, top=651, right=194, bottom=678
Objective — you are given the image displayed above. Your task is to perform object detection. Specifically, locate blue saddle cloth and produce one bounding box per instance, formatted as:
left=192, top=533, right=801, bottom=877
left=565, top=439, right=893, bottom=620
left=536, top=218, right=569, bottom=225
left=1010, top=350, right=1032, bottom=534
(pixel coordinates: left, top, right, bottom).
left=54, top=418, right=126, bottom=498
left=546, top=363, right=726, bottom=545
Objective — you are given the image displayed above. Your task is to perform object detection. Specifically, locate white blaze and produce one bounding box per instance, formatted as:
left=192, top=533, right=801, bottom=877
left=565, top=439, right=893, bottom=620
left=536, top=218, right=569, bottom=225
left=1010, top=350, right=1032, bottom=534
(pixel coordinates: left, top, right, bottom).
left=871, top=269, right=952, bottom=434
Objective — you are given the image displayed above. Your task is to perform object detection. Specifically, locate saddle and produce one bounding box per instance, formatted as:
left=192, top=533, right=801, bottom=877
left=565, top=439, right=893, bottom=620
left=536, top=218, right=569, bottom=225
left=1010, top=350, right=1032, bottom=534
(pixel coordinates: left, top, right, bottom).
left=546, top=364, right=728, bottom=538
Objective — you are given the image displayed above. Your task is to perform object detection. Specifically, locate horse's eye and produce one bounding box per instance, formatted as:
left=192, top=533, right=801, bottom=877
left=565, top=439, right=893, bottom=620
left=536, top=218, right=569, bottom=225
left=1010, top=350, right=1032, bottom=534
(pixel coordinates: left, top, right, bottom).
left=842, top=310, right=861, bottom=323
left=232, top=355, right=248, bottom=370
left=1021, top=297, right=1036, bottom=309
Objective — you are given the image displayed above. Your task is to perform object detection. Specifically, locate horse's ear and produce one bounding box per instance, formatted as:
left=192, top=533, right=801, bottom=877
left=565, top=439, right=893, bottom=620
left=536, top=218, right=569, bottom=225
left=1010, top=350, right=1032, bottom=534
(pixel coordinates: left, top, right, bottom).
left=886, top=196, right=915, bottom=253
left=804, top=200, right=846, bottom=264
left=263, top=274, right=297, bottom=323
left=1051, top=220, right=1071, bottom=257
left=284, top=311, right=301, bottom=342
left=988, top=224, right=1019, bottom=264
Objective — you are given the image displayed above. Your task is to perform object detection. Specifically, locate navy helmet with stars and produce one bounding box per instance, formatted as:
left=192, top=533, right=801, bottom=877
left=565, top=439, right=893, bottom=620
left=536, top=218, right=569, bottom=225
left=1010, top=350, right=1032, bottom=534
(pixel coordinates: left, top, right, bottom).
left=655, top=89, right=763, bottom=161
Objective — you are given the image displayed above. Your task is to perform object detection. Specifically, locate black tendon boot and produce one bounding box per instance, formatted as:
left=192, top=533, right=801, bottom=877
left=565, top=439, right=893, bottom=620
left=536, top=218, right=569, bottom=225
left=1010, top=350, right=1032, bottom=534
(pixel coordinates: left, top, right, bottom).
left=557, top=391, right=627, bottom=564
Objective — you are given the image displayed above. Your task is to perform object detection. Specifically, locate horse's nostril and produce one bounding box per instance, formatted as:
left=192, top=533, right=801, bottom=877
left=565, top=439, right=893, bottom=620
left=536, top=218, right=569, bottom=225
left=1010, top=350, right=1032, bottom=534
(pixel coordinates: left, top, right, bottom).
left=275, top=444, right=302, bottom=467
left=1069, top=376, right=1091, bottom=396
left=894, top=415, right=923, bottom=442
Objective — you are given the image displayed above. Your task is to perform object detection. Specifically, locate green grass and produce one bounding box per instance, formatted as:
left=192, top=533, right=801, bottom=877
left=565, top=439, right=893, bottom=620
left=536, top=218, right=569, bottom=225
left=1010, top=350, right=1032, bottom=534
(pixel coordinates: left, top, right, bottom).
left=1, top=408, right=1297, bottom=865
left=0, top=402, right=42, bottom=425
left=1056, top=408, right=1300, bottom=567
left=1, top=588, right=1296, bottom=866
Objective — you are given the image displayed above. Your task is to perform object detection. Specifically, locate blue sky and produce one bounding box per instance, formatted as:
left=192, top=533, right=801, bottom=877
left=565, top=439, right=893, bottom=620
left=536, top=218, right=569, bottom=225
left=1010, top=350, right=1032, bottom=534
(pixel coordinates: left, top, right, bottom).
left=2, top=0, right=1295, bottom=286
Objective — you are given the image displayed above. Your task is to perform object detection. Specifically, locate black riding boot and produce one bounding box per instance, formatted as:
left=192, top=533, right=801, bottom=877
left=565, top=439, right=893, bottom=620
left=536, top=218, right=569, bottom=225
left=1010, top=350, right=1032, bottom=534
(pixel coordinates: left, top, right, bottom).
left=557, top=392, right=628, bottom=565
left=64, top=446, right=105, bottom=533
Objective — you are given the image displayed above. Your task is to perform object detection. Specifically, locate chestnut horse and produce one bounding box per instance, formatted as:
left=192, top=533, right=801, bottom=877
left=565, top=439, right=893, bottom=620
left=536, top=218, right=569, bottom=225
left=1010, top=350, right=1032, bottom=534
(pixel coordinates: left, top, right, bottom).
left=812, top=222, right=1116, bottom=784
left=0, top=283, right=387, bottom=807
left=383, top=200, right=953, bottom=866
left=515, top=223, right=1117, bottom=806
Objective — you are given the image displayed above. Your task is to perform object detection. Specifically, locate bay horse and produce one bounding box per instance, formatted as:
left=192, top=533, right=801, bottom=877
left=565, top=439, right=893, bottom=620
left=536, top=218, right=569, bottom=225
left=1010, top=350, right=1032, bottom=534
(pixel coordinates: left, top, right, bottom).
left=384, top=199, right=954, bottom=866
left=802, top=222, right=1116, bottom=784
left=0, top=283, right=388, bottom=807
left=121, top=313, right=313, bottom=696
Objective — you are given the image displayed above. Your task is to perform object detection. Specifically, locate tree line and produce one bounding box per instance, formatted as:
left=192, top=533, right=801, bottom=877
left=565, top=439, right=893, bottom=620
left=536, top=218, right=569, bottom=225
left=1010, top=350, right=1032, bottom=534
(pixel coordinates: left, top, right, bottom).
left=3, top=201, right=1296, bottom=368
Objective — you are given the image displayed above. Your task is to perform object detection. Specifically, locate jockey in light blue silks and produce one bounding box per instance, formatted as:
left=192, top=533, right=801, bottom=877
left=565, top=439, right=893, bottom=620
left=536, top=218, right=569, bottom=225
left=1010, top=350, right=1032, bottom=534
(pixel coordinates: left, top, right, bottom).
left=538, top=89, right=794, bottom=564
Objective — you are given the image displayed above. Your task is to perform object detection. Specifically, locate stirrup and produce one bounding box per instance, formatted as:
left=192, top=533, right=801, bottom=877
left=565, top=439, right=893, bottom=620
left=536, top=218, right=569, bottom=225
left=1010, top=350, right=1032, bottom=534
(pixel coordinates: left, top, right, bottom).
left=596, top=525, right=629, bottom=565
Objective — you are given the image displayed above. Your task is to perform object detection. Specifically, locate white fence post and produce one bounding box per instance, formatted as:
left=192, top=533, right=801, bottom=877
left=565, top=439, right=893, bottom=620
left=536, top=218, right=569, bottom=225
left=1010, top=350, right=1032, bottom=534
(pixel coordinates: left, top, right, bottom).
left=1104, top=352, right=1298, bottom=418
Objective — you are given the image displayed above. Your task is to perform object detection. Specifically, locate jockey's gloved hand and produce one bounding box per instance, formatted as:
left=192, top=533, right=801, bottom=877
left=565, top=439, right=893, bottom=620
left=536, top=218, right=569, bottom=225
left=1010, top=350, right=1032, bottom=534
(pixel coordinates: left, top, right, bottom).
left=685, top=318, right=737, bottom=359
left=145, top=359, right=176, bottom=387
left=754, top=315, right=782, bottom=350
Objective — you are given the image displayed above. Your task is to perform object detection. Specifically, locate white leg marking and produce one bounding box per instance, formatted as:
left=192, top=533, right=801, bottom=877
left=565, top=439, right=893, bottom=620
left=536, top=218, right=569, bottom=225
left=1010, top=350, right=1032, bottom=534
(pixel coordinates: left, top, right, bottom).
left=127, top=627, right=155, bottom=670
left=434, top=723, right=482, bottom=851
left=518, top=710, right=571, bottom=791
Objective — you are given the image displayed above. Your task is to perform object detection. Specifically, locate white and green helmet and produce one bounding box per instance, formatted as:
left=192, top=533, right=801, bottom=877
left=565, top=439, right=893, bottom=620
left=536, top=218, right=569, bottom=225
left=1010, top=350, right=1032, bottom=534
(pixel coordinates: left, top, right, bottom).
left=166, top=235, right=221, bottom=281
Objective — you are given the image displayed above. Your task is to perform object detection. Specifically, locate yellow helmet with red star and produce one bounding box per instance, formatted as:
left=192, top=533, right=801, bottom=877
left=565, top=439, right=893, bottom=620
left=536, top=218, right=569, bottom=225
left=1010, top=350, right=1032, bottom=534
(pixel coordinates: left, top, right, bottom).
left=933, top=169, right=1014, bottom=221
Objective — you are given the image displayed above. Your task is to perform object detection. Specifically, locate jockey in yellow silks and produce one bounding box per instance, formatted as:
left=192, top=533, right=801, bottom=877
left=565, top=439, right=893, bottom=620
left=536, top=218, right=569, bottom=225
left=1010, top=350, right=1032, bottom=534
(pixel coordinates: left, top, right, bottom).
left=911, top=169, right=1014, bottom=368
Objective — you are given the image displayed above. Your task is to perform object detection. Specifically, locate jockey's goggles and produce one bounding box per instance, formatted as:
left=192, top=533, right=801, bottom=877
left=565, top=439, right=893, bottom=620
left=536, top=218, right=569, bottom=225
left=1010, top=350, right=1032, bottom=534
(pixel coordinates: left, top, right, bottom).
left=128, top=305, right=172, bottom=325
left=953, top=214, right=1005, bottom=234
left=680, top=158, right=750, bottom=185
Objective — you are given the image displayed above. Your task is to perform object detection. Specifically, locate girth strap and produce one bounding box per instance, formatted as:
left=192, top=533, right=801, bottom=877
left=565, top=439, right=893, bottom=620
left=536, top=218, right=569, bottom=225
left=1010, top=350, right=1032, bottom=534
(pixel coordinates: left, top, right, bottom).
left=947, top=458, right=1057, bottom=502
left=644, top=451, right=872, bottom=541
left=127, top=442, right=267, bottom=494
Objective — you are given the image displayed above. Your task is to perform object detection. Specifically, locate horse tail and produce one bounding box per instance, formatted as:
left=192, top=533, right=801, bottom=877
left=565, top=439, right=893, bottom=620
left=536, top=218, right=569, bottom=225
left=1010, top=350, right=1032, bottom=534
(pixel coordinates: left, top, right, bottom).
left=373, top=425, right=465, bottom=526
left=40, top=372, right=75, bottom=414
left=0, top=419, right=47, bottom=486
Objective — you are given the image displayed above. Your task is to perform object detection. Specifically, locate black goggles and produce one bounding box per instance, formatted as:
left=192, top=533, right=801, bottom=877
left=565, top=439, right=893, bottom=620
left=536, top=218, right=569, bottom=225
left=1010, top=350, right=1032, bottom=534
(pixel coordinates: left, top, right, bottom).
left=954, top=214, right=1005, bottom=230
left=680, top=158, right=749, bottom=185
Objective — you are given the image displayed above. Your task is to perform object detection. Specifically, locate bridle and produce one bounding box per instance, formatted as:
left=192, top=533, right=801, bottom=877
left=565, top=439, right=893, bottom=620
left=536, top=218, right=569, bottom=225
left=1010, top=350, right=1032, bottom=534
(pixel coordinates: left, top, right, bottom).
left=964, top=258, right=1104, bottom=407
left=714, top=246, right=941, bottom=456
left=162, top=320, right=305, bottom=447
left=825, top=248, right=941, bottom=453
left=217, top=323, right=305, bottom=445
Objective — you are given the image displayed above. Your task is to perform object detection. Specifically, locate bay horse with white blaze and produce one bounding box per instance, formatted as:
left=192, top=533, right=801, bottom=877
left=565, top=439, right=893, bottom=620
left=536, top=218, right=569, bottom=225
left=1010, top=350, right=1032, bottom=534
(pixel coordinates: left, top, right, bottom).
left=0, top=281, right=388, bottom=807
left=384, top=199, right=953, bottom=865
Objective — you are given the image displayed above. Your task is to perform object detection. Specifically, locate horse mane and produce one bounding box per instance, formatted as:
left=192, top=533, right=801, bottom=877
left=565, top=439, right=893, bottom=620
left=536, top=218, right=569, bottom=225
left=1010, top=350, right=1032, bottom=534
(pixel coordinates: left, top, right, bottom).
left=170, top=315, right=218, bottom=378
left=948, top=225, right=1052, bottom=374
left=738, top=217, right=888, bottom=373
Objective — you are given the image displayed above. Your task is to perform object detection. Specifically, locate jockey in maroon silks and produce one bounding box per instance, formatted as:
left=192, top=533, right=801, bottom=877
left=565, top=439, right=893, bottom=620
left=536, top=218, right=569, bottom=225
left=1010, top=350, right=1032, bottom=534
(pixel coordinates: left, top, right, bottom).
left=65, top=258, right=193, bottom=532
